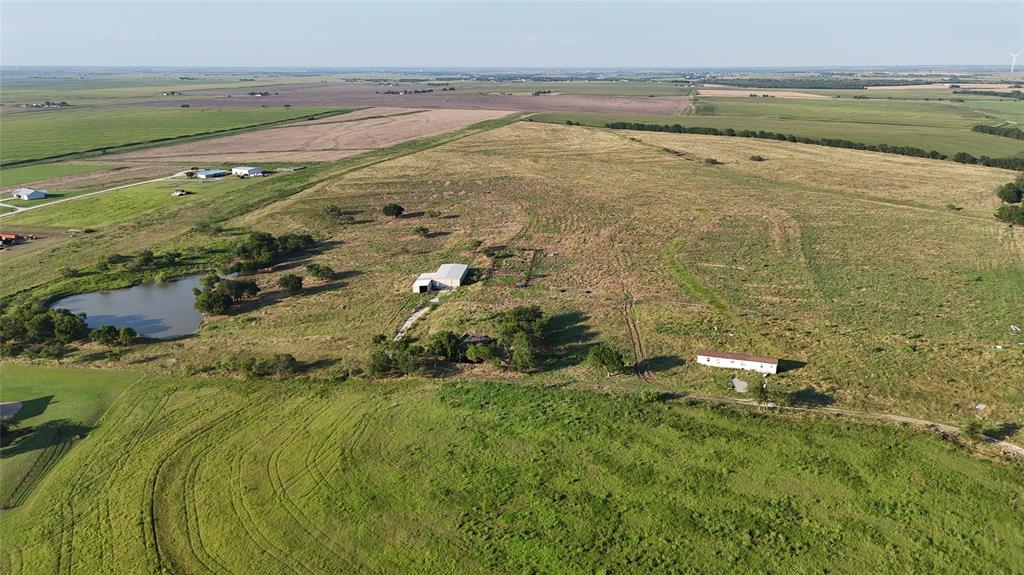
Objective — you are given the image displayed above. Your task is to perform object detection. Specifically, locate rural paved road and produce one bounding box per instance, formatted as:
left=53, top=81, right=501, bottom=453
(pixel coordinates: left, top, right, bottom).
left=0, top=174, right=178, bottom=219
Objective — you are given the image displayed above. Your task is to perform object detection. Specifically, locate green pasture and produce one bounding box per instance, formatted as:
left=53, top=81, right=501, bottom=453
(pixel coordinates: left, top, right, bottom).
left=0, top=106, right=341, bottom=166
left=1, top=373, right=1021, bottom=574
left=0, top=365, right=142, bottom=509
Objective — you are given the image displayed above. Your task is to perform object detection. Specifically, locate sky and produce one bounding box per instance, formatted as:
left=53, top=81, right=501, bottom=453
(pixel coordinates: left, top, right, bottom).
left=1, top=1, right=1021, bottom=68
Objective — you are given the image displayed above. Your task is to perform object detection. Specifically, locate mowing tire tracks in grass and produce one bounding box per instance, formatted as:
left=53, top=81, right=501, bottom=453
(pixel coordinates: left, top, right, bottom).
left=143, top=401, right=257, bottom=574
left=227, top=402, right=322, bottom=575
left=621, top=295, right=654, bottom=384
left=265, top=399, right=361, bottom=572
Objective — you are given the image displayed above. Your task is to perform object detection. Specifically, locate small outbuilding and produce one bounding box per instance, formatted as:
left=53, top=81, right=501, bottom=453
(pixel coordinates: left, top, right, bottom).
left=411, top=263, right=469, bottom=293
left=696, top=348, right=778, bottom=374
left=195, top=169, right=229, bottom=179
left=12, top=188, right=47, bottom=201
left=232, top=166, right=264, bottom=177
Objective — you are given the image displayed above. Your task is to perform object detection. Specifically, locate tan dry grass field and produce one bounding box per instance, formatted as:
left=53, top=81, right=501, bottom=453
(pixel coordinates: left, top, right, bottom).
left=92, top=122, right=1023, bottom=438
left=110, top=108, right=512, bottom=164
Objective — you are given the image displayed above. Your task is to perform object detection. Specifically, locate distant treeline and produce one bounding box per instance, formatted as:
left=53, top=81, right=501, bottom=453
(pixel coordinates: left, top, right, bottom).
left=972, top=124, right=1024, bottom=140
left=954, top=90, right=1024, bottom=100
left=603, top=122, right=1024, bottom=171
left=708, top=78, right=941, bottom=90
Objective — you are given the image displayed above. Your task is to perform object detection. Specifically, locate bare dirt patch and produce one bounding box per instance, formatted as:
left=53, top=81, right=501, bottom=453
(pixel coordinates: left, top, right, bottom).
left=110, top=108, right=511, bottom=164
left=126, top=81, right=691, bottom=115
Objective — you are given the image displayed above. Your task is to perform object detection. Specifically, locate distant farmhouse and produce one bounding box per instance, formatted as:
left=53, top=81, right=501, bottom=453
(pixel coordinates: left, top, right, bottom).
left=11, top=188, right=47, bottom=201
left=232, top=166, right=264, bottom=177
left=195, top=169, right=229, bottom=180
left=412, top=263, right=468, bottom=293
left=696, top=349, right=779, bottom=374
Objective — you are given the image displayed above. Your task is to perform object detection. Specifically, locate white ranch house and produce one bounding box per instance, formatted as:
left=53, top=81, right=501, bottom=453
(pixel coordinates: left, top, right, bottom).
left=412, top=263, right=468, bottom=293
left=12, top=188, right=47, bottom=200
left=696, top=349, right=779, bottom=374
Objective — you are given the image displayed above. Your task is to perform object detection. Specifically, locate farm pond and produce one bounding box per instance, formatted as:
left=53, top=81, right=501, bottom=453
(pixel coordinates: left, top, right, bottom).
left=51, top=274, right=205, bottom=339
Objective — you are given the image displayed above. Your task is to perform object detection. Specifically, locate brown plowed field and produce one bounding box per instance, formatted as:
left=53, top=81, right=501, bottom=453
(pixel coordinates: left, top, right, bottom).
left=110, top=108, right=511, bottom=164
left=127, top=81, right=691, bottom=115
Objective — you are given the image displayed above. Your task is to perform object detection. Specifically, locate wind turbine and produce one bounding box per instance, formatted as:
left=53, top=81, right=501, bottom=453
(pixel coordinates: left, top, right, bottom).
left=1012, top=52, right=1021, bottom=73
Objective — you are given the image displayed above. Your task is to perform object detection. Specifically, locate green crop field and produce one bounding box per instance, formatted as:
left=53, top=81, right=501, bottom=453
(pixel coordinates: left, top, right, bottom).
left=0, top=162, right=117, bottom=188
left=1, top=367, right=1021, bottom=574
left=0, top=107, right=343, bottom=166
left=531, top=110, right=1024, bottom=158
left=0, top=365, right=142, bottom=509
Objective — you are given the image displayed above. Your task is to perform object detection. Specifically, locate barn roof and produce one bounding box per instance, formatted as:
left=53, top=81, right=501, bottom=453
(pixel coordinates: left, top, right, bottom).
left=696, top=348, right=778, bottom=365
left=435, top=263, right=468, bottom=281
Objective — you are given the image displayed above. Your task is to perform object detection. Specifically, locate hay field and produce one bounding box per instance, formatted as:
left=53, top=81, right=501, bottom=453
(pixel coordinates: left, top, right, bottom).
left=83, top=121, right=1019, bottom=433
left=697, top=87, right=830, bottom=99
left=109, top=108, right=512, bottom=164
left=1, top=366, right=1021, bottom=574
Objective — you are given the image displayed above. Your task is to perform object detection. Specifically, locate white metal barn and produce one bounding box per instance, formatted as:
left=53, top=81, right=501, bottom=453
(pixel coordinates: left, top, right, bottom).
left=411, top=263, right=469, bottom=293
left=195, top=169, right=229, bottom=179
left=11, top=188, right=47, bottom=200
left=232, top=166, right=264, bottom=177
left=696, top=348, right=779, bottom=374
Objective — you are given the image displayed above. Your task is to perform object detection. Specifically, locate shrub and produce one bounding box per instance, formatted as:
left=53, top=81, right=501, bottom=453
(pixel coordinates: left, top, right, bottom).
left=91, top=325, right=119, bottom=346
left=995, top=204, right=1024, bottom=225
left=117, top=326, right=138, bottom=346
left=704, top=158, right=722, bottom=165
left=413, top=226, right=429, bottom=237
left=510, top=332, right=537, bottom=372
left=465, top=343, right=496, bottom=364
left=749, top=155, right=766, bottom=162
left=59, top=266, right=78, bottom=278
left=963, top=420, right=985, bottom=441
left=305, top=263, right=336, bottom=280
left=426, top=330, right=461, bottom=361
left=382, top=203, right=405, bottom=218
left=587, top=342, right=625, bottom=374
left=277, top=273, right=303, bottom=294
left=426, top=210, right=441, bottom=218
left=497, top=305, right=546, bottom=349
left=996, top=181, right=1023, bottom=204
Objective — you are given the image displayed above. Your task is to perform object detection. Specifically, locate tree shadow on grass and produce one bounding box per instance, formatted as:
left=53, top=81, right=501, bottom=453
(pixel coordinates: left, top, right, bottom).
left=640, top=355, right=684, bottom=373
left=984, top=422, right=1021, bottom=441
left=1, top=419, right=91, bottom=460
left=788, top=387, right=835, bottom=407
left=542, top=311, right=597, bottom=370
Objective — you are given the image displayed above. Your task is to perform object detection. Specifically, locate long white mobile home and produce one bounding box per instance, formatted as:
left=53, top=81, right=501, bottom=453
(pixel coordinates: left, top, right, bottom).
left=695, top=349, right=779, bottom=374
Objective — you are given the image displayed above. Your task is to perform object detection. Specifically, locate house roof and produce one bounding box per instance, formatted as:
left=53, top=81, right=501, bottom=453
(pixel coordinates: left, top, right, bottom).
left=233, top=166, right=261, bottom=171
left=696, top=348, right=778, bottom=365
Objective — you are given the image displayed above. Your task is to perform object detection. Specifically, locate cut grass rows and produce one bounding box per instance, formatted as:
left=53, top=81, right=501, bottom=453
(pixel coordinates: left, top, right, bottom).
left=4, top=371, right=1023, bottom=574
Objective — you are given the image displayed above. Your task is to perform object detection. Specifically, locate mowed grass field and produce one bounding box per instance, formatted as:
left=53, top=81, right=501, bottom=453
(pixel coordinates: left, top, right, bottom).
left=532, top=94, right=1024, bottom=158
left=1, top=366, right=1021, bottom=574
left=0, top=366, right=141, bottom=509
left=0, top=106, right=340, bottom=165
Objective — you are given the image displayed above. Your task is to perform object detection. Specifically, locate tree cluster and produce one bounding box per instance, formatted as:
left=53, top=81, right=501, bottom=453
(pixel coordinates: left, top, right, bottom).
left=192, top=273, right=260, bottom=315
left=90, top=325, right=137, bottom=347
left=227, top=232, right=317, bottom=273
left=1, top=304, right=89, bottom=358
left=496, top=306, right=547, bottom=372
left=96, top=249, right=181, bottom=273
left=973, top=124, right=1024, bottom=140
left=953, top=89, right=1024, bottom=100
left=995, top=178, right=1024, bottom=225
left=217, top=353, right=300, bottom=379
left=604, top=121, right=1024, bottom=170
